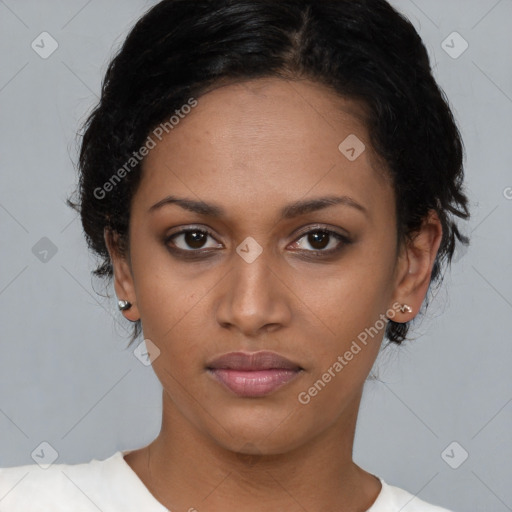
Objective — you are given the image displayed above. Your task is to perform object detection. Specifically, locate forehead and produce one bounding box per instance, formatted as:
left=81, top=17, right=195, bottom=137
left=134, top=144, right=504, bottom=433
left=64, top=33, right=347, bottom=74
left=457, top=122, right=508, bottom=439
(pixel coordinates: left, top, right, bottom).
left=136, top=77, right=391, bottom=221
left=173, top=77, right=373, bottom=161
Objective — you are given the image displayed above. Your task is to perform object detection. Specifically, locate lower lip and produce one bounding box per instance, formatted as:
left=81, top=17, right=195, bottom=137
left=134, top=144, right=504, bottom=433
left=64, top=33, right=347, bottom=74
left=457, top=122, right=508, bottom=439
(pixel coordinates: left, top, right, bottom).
left=208, top=368, right=301, bottom=397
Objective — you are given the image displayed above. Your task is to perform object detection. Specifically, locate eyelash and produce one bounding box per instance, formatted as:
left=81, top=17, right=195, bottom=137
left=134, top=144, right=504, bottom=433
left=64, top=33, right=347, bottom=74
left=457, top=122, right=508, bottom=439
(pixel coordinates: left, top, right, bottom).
left=164, top=225, right=352, bottom=260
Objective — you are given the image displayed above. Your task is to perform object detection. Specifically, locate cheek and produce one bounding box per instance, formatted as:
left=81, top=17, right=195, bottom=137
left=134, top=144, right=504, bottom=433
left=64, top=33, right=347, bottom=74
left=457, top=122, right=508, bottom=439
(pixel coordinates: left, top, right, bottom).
left=289, top=256, right=394, bottom=336
left=128, top=229, right=208, bottom=332
left=285, top=250, right=395, bottom=395
left=128, top=243, right=218, bottom=370
left=135, top=276, right=212, bottom=358
left=294, top=281, right=385, bottom=418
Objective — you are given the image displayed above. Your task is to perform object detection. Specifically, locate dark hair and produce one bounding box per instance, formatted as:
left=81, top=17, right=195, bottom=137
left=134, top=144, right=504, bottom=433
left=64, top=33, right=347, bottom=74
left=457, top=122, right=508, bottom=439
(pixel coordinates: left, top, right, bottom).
left=68, top=0, right=470, bottom=347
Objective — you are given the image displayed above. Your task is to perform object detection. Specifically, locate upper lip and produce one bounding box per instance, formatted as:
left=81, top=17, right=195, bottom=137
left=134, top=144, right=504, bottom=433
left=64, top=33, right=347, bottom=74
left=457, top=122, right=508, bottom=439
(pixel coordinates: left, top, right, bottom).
left=206, top=351, right=302, bottom=371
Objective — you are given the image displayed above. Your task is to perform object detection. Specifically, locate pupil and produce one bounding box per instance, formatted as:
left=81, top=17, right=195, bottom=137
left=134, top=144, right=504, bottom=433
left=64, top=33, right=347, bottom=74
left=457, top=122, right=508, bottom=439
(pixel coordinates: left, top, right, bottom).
left=308, top=231, right=329, bottom=250
left=186, top=231, right=206, bottom=249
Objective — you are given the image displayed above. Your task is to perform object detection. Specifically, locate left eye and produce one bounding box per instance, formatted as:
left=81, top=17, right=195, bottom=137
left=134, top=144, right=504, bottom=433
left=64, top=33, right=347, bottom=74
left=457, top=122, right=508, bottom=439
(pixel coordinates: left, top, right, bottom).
left=291, top=230, right=347, bottom=252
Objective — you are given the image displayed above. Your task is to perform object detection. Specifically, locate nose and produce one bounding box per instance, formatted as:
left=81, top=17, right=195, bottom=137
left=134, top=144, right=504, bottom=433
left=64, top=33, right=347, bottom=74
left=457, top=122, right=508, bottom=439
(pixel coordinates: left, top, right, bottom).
left=215, top=250, right=292, bottom=337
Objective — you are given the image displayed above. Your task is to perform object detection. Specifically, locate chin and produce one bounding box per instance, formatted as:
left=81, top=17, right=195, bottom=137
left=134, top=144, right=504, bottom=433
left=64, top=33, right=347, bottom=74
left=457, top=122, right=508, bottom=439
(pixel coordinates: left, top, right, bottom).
left=198, top=403, right=318, bottom=456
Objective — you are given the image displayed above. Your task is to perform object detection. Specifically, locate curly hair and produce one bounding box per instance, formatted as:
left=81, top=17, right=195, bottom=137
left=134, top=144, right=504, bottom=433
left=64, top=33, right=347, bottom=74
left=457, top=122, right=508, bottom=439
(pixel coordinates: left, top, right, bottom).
left=68, top=0, right=470, bottom=347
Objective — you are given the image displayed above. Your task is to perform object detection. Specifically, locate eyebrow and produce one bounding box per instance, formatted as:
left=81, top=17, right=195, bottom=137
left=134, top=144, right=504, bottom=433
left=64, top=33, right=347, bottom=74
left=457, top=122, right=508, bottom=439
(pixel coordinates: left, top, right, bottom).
left=148, top=194, right=368, bottom=218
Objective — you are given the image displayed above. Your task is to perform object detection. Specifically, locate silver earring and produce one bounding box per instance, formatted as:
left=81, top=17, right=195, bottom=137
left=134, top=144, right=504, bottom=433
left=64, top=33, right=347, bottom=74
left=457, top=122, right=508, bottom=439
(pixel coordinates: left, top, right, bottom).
left=118, top=300, right=132, bottom=311
left=400, top=304, right=412, bottom=314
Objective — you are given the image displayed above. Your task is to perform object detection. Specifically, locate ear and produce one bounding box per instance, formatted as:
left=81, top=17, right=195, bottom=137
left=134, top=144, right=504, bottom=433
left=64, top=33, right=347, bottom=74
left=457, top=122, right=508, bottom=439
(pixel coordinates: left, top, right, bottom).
left=390, top=210, right=443, bottom=323
left=104, top=228, right=140, bottom=322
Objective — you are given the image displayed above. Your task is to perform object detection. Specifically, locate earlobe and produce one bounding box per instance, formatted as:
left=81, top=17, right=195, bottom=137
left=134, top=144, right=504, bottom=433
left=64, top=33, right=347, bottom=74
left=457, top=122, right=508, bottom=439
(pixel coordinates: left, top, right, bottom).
left=104, top=228, right=140, bottom=322
left=391, top=210, right=443, bottom=322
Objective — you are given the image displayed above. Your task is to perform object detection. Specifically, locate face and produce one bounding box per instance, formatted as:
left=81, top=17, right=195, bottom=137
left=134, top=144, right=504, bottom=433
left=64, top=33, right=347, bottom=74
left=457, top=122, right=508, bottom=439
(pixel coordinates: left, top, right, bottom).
left=108, top=77, right=440, bottom=455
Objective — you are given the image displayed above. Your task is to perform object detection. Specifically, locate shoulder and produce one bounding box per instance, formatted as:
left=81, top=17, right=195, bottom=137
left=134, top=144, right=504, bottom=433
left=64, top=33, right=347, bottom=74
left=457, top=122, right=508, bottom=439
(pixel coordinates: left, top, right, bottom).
left=0, top=452, right=137, bottom=512
left=369, top=477, right=454, bottom=512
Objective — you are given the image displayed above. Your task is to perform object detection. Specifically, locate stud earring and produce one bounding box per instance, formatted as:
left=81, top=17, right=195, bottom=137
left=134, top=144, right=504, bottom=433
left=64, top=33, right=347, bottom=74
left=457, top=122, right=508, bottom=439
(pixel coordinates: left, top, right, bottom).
left=118, top=300, right=132, bottom=311
left=400, top=304, right=412, bottom=314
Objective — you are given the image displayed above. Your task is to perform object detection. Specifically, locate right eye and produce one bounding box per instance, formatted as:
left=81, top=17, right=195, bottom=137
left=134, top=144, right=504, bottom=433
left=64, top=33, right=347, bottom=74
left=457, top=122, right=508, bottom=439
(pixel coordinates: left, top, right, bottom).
left=165, top=228, right=223, bottom=252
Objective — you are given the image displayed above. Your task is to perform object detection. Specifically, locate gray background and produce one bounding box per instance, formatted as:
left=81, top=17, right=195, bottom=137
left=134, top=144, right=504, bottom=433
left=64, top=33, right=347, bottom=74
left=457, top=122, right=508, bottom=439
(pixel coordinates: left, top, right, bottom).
left=0, top=1, right=511, bottom=511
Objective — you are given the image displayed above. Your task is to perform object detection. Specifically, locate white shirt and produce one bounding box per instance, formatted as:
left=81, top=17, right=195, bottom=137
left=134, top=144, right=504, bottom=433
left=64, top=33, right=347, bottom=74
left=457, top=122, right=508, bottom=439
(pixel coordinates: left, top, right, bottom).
left=0, top=450, right=453, bottom=511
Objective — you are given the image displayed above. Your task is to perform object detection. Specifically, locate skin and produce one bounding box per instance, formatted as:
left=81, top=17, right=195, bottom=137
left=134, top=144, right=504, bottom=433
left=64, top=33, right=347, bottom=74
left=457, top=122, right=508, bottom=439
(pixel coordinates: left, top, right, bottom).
left=105, top=77, right=442, bottom=512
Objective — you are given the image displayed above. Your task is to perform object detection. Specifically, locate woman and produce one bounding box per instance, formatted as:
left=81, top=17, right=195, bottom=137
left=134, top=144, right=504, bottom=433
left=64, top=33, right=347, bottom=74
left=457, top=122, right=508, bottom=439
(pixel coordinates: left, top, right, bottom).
left=0, top=0, right=469, bottom=510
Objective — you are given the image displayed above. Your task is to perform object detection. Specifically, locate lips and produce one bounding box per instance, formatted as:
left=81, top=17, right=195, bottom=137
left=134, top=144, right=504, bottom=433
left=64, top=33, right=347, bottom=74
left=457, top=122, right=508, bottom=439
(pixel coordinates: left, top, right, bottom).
left=206, top=351, right=303, bottom=397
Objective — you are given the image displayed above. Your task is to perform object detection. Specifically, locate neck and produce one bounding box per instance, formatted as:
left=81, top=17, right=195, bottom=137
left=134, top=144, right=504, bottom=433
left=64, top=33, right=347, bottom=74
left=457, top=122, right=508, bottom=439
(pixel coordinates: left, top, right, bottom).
left=126, top=389, right=381, bottom=512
